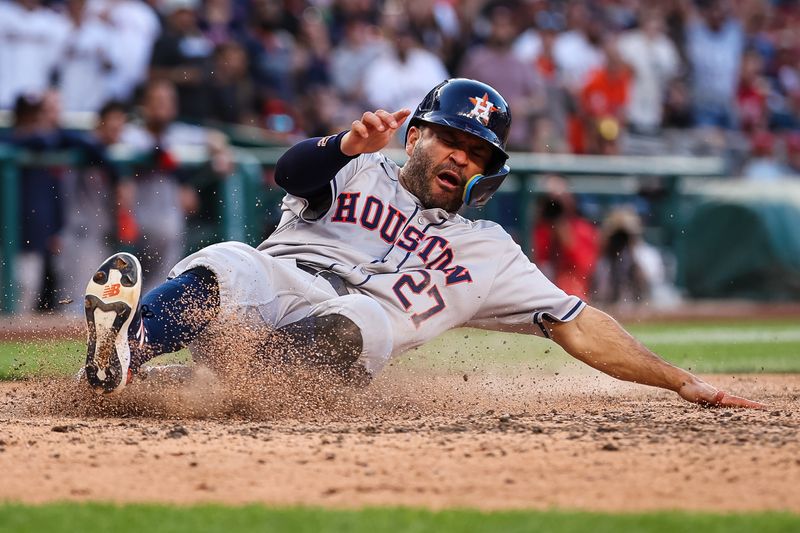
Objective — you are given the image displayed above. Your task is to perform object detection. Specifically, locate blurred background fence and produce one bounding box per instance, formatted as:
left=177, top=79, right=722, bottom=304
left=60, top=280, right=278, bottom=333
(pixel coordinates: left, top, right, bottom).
left=7, top=140, right=800, bottom=314
left=3, top=0, right=800, bottom=315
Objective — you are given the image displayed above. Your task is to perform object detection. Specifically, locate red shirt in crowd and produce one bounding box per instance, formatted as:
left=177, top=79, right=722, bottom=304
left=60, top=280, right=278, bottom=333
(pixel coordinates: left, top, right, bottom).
left=533, top=217, right=599, bottom=300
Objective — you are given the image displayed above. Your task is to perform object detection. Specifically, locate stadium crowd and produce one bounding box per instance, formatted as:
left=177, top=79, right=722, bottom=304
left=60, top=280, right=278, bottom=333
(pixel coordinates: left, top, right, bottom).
left=2, top=0, right=800, bottom=313
left=3, top=0, right=800, bottom=157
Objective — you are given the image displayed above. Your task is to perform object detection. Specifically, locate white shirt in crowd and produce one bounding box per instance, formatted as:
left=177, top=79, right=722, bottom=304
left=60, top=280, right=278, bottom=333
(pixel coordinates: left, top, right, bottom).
left=685, top=17, right=744, bottom=108
left=87, top=0, right=160, bottom=101
left=552, top=30, right=603, bottom=92
left=363, top=48, right=449, bottom=114
left=512, top=29, right=542, bottom=65
left=57, top=14, right=120, bottom=112
left=0, top=0, right=70, bottom=109
left=617, top=29, right=680, bottom=131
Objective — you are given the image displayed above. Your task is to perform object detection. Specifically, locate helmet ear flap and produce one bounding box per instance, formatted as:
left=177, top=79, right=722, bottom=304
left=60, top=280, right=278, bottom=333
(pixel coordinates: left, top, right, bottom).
left=462, top=165, right=510, bottom=208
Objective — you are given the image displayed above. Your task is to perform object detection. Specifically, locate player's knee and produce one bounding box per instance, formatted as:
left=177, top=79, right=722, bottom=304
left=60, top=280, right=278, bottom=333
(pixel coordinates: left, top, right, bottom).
left=276, top=313, right=362, bottom=365
left=310, top=294, right=393, bottom=377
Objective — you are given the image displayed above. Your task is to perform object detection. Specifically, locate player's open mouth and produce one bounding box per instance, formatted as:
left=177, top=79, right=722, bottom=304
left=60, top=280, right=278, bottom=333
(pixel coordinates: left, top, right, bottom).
left=435, top=170, right=462, bottom=192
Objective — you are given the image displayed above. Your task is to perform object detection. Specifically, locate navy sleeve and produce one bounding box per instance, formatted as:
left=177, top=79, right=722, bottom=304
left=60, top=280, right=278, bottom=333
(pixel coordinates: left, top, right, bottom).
left=274, top=131, right=356, bottom=198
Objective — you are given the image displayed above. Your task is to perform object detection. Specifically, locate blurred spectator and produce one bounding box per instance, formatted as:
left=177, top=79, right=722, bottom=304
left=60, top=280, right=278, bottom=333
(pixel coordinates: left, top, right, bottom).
left=207, top=41, right=261, bottom=126
left=662, top=78, right=694, bottom=128
left=0, top=0, right=69, bottom=109
left=555, top=2, right=606, bottom=154
left=513, top=3, right=557, bottom=68
left=742, top=129, right=786, bottom=180
left=742, top=6, right=775, bottom=73
left=330, top=15, right=388, bottom=109
left=56, top=101, right=128, bottom=312
left=594, top=207, right=673, bottom=306
left=685, top=0, right=744, bottom=128
left=87, top=0, right=160, bottom=102
left=604, top=0, right=639, bottom=30
left=6, top=90, right=114, bottom=310
left=120, top=79, right=232, bottom=290
left=8, top=90, right=135, bottom=311
left=8, top=94, right=63, bottom=312
left=295, top=85, right=346, bottom=136
left=245, top=0, right=297, bottom=104
left=514, top=9, right=563, bottom=82
left=362, top=22, right=448, bottom=129
left=198, top=0, right=245, bottom=46
left=737, top=48, right=770, bottom=132
left=293, top=7, right=332, bottom=93
left=532, top=176, right=599, bottom=300
left=617, top=8, right=681, bottom=134
left=150, top=0, right=214, bottom=122
left=328, top=0, right=380, bottom=45
left=56, top=0, right=119, bottom=113
left=771, top=43, right=800, bottom=130
left=553, top=2, right=604, bottom=93
left=785, top=133, right=800, bottom=177
left=514, top=12, right=570, bottom=152
left=404, top=0, right=459, bottom=70
left=578, top=36, right=632, bottom=154
left=459, top=5, right=545, bottom=151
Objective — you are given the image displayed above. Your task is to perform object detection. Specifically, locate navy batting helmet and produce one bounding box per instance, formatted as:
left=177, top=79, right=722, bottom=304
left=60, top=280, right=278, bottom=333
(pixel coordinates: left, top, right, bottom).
left=407, top=78, right=512, bottom=207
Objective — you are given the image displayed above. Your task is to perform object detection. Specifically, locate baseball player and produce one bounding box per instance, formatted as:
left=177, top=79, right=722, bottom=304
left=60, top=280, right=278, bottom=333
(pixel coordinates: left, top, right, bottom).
left=82, top=78, right=763, bottom=408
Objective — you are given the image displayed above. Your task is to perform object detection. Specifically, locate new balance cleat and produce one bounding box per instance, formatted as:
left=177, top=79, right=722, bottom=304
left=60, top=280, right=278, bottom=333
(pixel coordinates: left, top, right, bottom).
left=83, top=252, right=142, bottom=394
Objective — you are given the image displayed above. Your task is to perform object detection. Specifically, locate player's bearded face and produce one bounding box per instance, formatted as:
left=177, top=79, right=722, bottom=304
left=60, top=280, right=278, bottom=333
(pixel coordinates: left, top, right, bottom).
left=403, top=133, right=484, bottom=213
left=403, top=142, right=463, bottom=213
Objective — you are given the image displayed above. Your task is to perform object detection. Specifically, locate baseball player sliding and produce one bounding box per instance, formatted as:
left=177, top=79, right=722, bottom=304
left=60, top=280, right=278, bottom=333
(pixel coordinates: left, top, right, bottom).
left=82, top=78, right=763, bottom=408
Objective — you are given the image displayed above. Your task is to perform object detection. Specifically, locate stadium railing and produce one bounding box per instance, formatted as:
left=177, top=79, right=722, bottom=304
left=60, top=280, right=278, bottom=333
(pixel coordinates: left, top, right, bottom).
left=0, top=143, right=728, bottom=313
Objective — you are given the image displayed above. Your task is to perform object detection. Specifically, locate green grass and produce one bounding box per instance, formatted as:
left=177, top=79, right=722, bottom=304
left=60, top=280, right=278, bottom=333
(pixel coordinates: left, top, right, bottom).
left=0, top=341, right=189, bottom=380
left=1, top=319, right=798, bottom=380
left=0, top=340, right=85, bottom=379
left=404, top=319, right=800, bottom=374
left=0, top=503, right=798, bottom=533
left=626, top=320, right=800, bottom=373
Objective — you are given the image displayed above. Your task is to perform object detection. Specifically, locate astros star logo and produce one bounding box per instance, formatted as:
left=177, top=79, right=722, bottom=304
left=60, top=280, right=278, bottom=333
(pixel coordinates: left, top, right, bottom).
left=465, top=93, right=499, bottom=125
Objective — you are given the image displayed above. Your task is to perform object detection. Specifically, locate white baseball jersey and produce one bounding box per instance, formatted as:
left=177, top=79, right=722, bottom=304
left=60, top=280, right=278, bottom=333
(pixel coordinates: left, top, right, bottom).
left=87, top=0, right=160, bottom=101
left=57, top=16, right=118, bottom=112
left=0, top=2, right=69, bottom=108
left=259, top=152, right=585, bottom=357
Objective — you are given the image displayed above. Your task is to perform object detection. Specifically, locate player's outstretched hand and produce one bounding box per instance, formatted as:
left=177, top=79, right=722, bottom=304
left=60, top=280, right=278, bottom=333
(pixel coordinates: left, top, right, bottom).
left=677, top=379, right=766, bottom=408
left=341, top=108, right=411, bottom=156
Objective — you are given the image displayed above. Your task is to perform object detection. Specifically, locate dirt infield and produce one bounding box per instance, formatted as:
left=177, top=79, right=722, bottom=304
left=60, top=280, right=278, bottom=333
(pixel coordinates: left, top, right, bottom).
left=0, top=366, right=797, bottom=512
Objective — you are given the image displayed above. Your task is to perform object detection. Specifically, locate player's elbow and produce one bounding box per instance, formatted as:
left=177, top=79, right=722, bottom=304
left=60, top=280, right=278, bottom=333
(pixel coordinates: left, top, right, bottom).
left=549, top=306, right=608, bottom=360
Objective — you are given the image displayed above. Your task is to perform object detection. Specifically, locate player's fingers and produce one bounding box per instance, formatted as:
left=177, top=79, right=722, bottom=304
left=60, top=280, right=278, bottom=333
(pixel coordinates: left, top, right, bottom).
left=351, top=120, right=368, bottom=138
left=361, top=111, right=386, bottom=132
left=375, top=109, right=398, bottom=129
left=716, top=391, right=767, bottom=409
left=392, top=108, right=412, bottom=125
left=696, top=390, right=767, bottom=409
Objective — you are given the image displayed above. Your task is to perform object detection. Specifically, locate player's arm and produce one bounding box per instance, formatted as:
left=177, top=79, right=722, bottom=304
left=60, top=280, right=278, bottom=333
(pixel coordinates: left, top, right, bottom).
left=275, top=131, right=355, bottom=199
left=546, top=305, right=765, bottom=408
left=275, top=109, right=411, bottom=199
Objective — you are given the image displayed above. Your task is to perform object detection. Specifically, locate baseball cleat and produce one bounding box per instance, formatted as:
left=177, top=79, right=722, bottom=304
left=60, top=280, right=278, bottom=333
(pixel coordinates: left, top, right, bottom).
left=83, top=252, right=142, bottom=394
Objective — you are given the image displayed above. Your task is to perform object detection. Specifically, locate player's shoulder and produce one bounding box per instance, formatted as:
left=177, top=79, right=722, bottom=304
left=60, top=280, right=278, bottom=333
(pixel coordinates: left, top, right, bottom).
left=351, top=151, right=401, bottom=178
left=357, top=151, right=398, bottom=167
left=449, top=215, right=515, bottom=241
